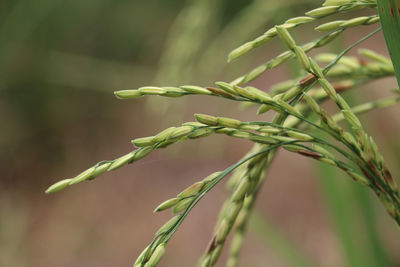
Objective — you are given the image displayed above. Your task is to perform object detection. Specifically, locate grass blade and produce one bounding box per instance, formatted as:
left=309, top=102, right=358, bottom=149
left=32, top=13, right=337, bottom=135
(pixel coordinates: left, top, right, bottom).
left=377, top=0, right=400, bottom=86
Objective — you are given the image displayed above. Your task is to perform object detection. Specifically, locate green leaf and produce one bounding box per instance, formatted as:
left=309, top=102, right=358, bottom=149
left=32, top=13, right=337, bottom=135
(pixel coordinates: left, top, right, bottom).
left=377, top=0, right=400, bottom=86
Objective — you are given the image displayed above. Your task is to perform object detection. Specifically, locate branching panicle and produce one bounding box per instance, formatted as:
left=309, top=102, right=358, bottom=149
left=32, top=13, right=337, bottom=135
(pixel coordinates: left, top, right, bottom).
left=46, top=1, right=400, bottom=266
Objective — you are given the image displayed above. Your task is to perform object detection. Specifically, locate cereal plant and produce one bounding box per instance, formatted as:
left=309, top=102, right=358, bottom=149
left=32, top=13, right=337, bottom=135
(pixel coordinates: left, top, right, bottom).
left=46, top=0, right=400, bottom=266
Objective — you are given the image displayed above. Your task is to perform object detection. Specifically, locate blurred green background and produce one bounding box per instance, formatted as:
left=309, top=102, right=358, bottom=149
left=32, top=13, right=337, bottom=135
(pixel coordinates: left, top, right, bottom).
left=1, top=0, right=400, bottom=266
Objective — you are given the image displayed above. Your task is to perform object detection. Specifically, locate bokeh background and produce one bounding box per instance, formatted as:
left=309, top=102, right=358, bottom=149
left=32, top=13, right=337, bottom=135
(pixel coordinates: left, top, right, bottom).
left=1, top=0, right=400, bottom=266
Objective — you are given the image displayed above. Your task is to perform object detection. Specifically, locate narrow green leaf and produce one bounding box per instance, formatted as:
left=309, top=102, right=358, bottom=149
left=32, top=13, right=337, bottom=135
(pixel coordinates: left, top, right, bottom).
left=377, top=0, right=400, bottom=86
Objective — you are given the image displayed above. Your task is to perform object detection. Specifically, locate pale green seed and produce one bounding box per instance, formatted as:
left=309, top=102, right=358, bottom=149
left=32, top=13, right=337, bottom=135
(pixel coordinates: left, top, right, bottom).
left=231, top=178, right=251, bottom=202
left=320, top=157, right=336, bottom=166
left=217, top=117, right=242, bottom=128
left=285, top=16, right=315, bottom=24
left=293, top=46, right=311, bottom=71
left=177, top=181, right=204, bottom=198
left=108, top=152, right=135, bottom=171
left=199, top=255, right=211, bottom=267
left=257, top=104, right=272, bottom=115
left=230, top=76, right=244, bottom=86
left=133, top=147, right=154, bottom=161
left=201, top=172, right=221, bottom=186
left=225, top=202, right=243, bottom=223
left=246, top=87, right=273, bottom=102
left=182, top=121, right=206, bottom=127
left=324, top=118, right=342, bottom=135
left=249, top=135, right=277, bottom=144
left=161, top=87, right=186, bottom=97
left=323, top=0, right=352, bottom=6
left=215, top=81, right=238, bottom=95
left=216, top=219, right=230, bottom=243
left=235, top=209, right=247, bottom=227
left=342, top=110, right=362, bottom=128
left=276, top=26, right=296, bottom=49
left=282, top=144, right=303, bottom=152
left=252, top=34, right=273, bottom=47
left=310, top=58, right=324, bottom=78
left=233, top=85, right=256, bottom=99
left=91, top=162, right=112, bottom=178
left=134, top=245, right=151, bottom=266
left=319, top=79, right=337, bottom=99
left=259, top=126, right=281, bottom=134
left=272, top=136, right=296, bottom=142
left=144, top=243, right=166, bottom=267
left=305, top=6, right=339, bottom=17
left=153, top=127, right=176, bottom=142
left=156, top=216, right=180, bottom=236
left=70, top=166, right=97, bottom=184
left=229, top=232, right=244, bottom=255
left=367, top=16, right=379, bottom=25
left=188, top=127, right=215, bottom=138
left=315, top=20, right=345, bottom=31
left=154, top=198, right=180, bottom=213
left=312, top=144, right=335, bottom=159
left=228, top=42, right=253, bottom=62
left=132, top=136, right=156, bottom=147
left=46, top=178, right=73, bottom=194
left=282, top=85, right=302, bottom=101
left=114, top=89, right=142, bottom=99
left=277, top=100, right=303, bottom=117
left=349, top=172, right=370, bottom=186
left=270, top=50, right=293, bottom=68
left=243, top=65, right=267, bottom=82
left=287, top=130, right=313, bottom=141
left=180, top=85, right=212, bottom=95
left=173, top=197, right=194, bottom=213
left=170, top=126, right=194, bottom=139
left=216, top=128, right=235, bottom=134
left=341, top=16, right=369, bottom=28
left=240, top=124, right=261, bottom=131
left=229, top=131, right=252, bottom=139
left=139, top=86, right=166, bottom=95
left=336, top=95, right=351, bottom=110
left=264, top=27, right=277, bottom=37
left=303, top=93, right=321, bottom=114
left=195, top=114, right=218, bottom=126
left=210, top=244, right=223, bottom=265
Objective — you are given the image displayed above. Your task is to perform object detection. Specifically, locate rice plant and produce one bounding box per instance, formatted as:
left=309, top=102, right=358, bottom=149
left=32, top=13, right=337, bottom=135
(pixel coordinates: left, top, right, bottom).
left=46, top=0, right=400, bottom=266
